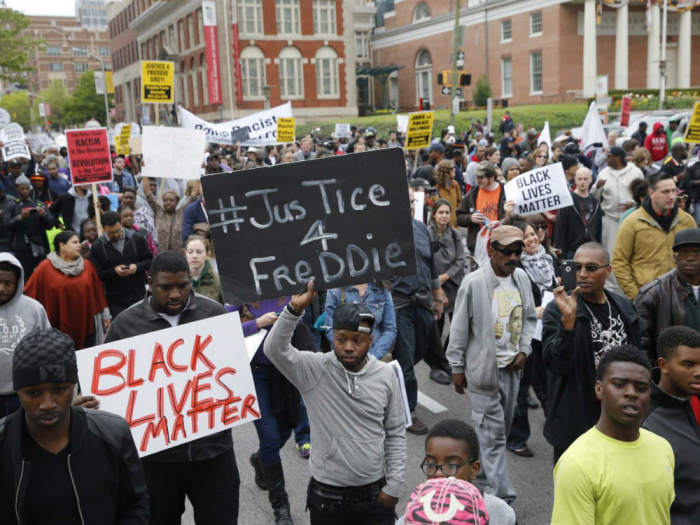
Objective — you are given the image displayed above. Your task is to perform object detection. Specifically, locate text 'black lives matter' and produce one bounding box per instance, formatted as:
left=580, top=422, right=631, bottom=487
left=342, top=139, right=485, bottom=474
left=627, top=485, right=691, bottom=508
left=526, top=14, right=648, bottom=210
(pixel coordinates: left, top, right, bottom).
left=201, top=148, right=416, bottom=304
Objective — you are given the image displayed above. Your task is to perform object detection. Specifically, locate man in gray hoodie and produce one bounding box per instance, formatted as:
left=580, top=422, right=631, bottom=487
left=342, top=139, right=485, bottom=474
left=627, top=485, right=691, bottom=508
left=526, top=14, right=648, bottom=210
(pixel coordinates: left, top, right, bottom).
left=264, top=281, right=407, bottom=525
left=0, top=252, right=50, bottom=416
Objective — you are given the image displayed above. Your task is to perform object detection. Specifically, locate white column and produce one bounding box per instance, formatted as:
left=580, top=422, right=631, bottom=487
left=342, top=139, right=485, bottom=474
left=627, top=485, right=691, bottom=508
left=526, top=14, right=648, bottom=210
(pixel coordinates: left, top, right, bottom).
left=583, top=0, right=597, bottom=97
left=678, top=9, right=691, bottom=88
left=646, top=2, right=660, bottom=88
left=614, top=2, right=628, bottom=89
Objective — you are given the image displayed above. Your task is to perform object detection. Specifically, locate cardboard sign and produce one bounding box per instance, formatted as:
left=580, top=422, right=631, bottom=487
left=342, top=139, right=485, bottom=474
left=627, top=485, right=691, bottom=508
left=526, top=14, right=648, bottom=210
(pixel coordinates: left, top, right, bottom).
left=620, top=96, right=632, bottom=127
left=276, top=117, right=295, bottom=143
left=141, top=60, right=174, bottom=103
left=0, top=108, right=10, bottom=128
left=230, top=126, right=250, bottom=144
left=179, top=103, right=293, bottom=146
left=684, top=101, right=700, bottom=144
left=76, top=312, right=260, bottom=457
left=405, top=111, right=434, bottom=150
left=334, top=123, right=351, bottom=138
left=201, top=148, right=417, bottom=304
left=142, top=126, right=207, bottom=180
left=65, top=128, right=113, bottom=186
left=504, top=162, right=573, bottom=216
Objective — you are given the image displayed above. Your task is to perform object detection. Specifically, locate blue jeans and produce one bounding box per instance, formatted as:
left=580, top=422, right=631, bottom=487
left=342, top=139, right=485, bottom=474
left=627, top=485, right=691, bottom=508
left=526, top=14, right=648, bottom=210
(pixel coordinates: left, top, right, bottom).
left=294, top=398, right=310, bottom=446
left=252, top=364, right=294, bottom=466
left=393, top=304, right=434, bottom=412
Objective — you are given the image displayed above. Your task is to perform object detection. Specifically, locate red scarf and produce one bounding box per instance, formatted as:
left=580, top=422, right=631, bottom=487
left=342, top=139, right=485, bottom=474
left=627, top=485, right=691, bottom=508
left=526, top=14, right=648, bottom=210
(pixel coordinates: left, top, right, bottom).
left=691, top=396, right=700, bottom=427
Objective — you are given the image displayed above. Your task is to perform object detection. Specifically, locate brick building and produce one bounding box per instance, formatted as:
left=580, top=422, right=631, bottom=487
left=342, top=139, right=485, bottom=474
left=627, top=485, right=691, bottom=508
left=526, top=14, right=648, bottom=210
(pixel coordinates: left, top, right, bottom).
left=25, top=15, right=111, bottom=93
left=109, top=0, right=377, bottom=123
left=372, top=0, right=699, bottom=111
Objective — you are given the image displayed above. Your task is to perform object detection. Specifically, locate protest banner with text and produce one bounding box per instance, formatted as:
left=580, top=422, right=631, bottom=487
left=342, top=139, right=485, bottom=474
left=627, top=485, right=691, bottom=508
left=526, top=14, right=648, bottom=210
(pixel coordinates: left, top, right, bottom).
left=76, top=312, right=259, bottom=457
left=0, top=122, right=30, bottom=162
left=685, top=101, right=700, bottom=144
left=142, top=126, right=207, bottom=180
left=65, top=128, right=113, bottom=186
left=141, top=60, right=174, bottom=103
left=201, top=148, right=416, bottom=304
left=405, top=111, right=434, bottom=150
left=504, top=162, right=573, bottom=216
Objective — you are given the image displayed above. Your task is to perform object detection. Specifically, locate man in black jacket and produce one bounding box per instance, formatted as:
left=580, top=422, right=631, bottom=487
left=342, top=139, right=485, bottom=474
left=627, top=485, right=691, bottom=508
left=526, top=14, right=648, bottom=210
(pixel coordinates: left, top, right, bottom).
left=91, top=211, right=153, bottom=317
left=0, top=328, right=149, bottom=524
left=542, top=242, right=641, bottom=462
left=105, top=251, right=240, bottom=525
left=635, top=228, right=700, bottom=361
left=643, top=326, right=700, bottom=525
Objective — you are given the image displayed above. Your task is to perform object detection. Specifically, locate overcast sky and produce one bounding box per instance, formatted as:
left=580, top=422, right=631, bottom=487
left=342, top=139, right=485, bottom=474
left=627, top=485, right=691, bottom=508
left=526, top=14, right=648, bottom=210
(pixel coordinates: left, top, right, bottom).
left=6, top=0, right=76, bottom=17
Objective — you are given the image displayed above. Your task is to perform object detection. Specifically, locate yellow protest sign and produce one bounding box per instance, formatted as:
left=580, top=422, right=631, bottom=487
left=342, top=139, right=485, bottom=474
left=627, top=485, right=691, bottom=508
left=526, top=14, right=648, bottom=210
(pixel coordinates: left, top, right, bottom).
left=116, top=124, right=131, bottom=155
left=105, top=71, right=115, bottom=95
left=141, top=60, right=174, bottom=103
left=405, top=111, right=434, bottom=150
left=684, top=101, right=700, bottom=144
left=276, top=117, right=295, bottom=143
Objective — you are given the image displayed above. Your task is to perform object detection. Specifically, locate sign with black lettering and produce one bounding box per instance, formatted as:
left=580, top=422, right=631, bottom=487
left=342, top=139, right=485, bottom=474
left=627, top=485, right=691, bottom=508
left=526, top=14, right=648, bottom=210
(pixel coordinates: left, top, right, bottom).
left=504, top=162, right=573, bottom=216
left=201, top=148, right=416, bottom=304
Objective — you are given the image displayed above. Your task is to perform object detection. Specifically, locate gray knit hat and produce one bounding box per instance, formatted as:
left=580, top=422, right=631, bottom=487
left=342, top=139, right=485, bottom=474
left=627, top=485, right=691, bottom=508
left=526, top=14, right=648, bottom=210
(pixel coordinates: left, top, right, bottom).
left=13, top=328, right=78, bottom=390
left=14, top=174, right=31, bottom=187
left=501, top=157, right=520, bottom=175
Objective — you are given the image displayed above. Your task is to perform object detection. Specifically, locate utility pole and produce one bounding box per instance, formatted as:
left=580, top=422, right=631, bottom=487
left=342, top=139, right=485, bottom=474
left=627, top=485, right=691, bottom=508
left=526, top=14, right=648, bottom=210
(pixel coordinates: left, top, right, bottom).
left=92, top=55, right=112, bottom=128
left=450, top=0, right=462, bottom=126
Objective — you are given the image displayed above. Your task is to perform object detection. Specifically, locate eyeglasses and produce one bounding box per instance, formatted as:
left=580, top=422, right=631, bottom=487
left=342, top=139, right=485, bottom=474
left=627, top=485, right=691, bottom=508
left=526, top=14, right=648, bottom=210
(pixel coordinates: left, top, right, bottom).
left=575, top=263, right=610, bottom=273
left=421, top=460, right=471, bottom=476
left=535, top=224, right=547, bottom=231
left=536, top=155, right=547, bottom=158
left=493, top=245, right=523, bottom=257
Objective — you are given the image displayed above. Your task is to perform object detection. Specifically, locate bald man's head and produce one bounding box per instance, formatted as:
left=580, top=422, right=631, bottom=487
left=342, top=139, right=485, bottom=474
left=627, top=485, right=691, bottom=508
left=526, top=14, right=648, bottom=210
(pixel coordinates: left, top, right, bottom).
left=574, top=167, right=593, bottom=194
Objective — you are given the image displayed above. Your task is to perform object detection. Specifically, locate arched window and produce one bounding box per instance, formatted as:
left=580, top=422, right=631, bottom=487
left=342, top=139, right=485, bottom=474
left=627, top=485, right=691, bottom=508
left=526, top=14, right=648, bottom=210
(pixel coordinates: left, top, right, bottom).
left=415, top=49, right=432, bottom=105
left=200, top=52, right=208, bottom=106
left=279, top=46, right=303, bottom=98
left=241, top=46, right=266, bottom=99
left=315, top=46, right=339, bottom=98
left=412, top=2, right=431, bottom=22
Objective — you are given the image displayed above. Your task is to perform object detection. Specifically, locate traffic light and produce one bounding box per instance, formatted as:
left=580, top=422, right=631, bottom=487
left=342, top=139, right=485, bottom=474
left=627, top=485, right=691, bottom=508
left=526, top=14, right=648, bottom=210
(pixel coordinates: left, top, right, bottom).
left=438, top=72, right=471, bottom=86
left=460, top=74, right=471, bottom=86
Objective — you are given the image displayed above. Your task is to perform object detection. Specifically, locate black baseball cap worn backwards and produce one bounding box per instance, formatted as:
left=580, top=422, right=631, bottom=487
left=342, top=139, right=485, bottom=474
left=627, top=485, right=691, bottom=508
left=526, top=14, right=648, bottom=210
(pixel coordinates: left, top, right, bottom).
left=333, top=303, right=375, bottom=334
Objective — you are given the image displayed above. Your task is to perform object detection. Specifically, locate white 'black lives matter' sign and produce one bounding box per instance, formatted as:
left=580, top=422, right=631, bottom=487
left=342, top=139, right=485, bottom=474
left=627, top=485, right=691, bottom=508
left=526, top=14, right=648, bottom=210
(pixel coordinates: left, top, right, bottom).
left=201, top=148, right=416, bottom=304
left=504, top=162, right=573, bottom=216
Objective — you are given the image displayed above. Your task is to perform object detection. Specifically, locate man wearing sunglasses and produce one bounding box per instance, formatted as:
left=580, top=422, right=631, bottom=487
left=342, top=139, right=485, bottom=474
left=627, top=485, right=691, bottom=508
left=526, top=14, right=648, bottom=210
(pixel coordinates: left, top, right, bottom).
left=447, top=225, right=537, bottom=503
left=542, top=242, right=641, bottom=463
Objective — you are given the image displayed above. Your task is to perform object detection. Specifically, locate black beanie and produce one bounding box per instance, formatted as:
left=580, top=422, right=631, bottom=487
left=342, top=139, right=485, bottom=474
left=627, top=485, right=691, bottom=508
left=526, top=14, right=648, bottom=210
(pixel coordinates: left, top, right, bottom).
left=13, top=328, right=78, bottom=390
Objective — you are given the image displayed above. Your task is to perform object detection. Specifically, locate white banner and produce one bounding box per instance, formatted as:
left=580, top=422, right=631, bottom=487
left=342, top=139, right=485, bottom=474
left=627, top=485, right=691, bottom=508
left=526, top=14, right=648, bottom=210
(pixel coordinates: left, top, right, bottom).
left=581, top=101, right=607, bottom=149
left=142, top=126, right=207, bottom=180
left=334, top=123, right=351, bottom=138
left=504, top=162, right=573, bottom=216
left=178, top=103, right=293, bottom=146
left=76, top=312, right=259, bottom=457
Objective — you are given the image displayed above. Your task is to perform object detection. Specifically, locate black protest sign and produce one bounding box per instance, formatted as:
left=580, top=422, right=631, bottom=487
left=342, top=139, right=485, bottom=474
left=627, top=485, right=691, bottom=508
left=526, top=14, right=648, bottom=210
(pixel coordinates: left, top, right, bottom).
left=201, top=148, right=416, bottom=304
left=231, top=126, right=250, bottom=143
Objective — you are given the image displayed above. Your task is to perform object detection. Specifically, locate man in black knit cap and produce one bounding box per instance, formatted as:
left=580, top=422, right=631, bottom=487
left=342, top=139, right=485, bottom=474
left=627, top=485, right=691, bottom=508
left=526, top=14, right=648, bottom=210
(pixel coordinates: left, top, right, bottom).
left=0, top=328, right=149, bottom=524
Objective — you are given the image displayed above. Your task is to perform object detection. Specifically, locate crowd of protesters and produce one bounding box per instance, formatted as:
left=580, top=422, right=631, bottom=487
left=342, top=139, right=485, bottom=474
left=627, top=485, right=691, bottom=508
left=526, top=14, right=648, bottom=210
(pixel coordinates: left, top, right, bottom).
left=0, top=108, right=699, bottom=525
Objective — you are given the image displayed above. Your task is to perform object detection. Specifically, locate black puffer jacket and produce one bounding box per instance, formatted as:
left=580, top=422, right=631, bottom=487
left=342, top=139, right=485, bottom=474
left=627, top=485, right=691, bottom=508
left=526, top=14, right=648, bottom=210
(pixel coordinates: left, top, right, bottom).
left=0, top=407, right=149, bottom=525
left=104, top=293, right=233, bottom=463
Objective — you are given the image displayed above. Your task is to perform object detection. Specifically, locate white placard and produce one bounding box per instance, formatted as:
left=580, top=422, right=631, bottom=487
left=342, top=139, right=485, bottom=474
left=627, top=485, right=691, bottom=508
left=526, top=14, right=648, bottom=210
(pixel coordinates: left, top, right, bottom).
left=142, top=126, right=207, bottom=180
left=413, top=191, right=425, bottom=222
left=1, top=122, right=25, bottom=143
left=0, top=108, right=10, bottom=128
left=504, top=162, right=573, bottom=216
left=2, top=140, right=30, bottom=161
left=533, top=291, right=554, bottom=341
left=76, top=312, right=260, bottom=457
left=178, top=103, right=293, bottom=146
left=334, top=123, right=351, bottom=138
left=245, top=329, right=268, bottom=362
left=396, top=115, right=409, bottom=134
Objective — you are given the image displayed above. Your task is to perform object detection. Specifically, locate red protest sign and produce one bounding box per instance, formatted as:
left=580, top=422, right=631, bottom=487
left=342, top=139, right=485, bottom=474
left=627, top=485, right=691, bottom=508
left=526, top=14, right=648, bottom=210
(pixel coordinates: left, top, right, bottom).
left=66, top=127, right=113, bottom=186
left=76, top=313, right=260, bottom=456
left=620, top=96, right=631, bottom=127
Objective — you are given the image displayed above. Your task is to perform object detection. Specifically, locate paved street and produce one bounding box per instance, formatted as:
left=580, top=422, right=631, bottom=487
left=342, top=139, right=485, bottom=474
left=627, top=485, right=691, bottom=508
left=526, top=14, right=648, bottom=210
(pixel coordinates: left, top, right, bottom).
left=183, top=361, right=554, bottom=525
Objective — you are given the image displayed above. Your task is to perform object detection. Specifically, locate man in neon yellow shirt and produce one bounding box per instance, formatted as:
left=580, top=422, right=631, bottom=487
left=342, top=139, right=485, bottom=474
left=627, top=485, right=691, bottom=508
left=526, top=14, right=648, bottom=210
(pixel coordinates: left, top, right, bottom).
left=551, top=345, right=675, bottom=525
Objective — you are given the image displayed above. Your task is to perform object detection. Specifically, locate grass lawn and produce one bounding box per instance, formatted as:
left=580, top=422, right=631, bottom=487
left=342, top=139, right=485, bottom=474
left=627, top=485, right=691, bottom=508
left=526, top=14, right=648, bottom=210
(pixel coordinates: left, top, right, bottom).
left=296, top=103, right=591, bottom=139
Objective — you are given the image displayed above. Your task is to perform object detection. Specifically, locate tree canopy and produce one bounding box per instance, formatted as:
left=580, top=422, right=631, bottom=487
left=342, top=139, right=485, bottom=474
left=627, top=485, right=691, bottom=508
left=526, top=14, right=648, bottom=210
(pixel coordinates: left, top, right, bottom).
left=63, top=71, right=113, bottom=126
left=0, top=8, right=42, bottom=83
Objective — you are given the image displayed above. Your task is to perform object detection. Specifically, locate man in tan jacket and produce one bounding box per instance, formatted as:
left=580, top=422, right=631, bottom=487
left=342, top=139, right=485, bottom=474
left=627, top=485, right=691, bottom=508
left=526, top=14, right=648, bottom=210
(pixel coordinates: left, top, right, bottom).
left=612, top=172, right=696, bottom=299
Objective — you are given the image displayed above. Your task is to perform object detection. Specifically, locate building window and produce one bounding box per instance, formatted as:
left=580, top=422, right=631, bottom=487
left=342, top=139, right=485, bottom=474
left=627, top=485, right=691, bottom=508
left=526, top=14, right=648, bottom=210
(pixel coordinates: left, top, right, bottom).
left=530, top=51, right=543, bottom=93
left=315, top=46, right=339, bottom=98
left=178, top=20, right=185, bottom=53
left=200, top=52, right=208, bottom=106
left=241, top=45, right=266, bottom=99
left=279, top=46, right=303, bottom=98
left=99, top=46, right=110, bottom=57
left=313, top=0, right=336, bottom=35
left=49, top=62, right=64, bottom=72
left=356, top=31, right=369, bottom=59
left=196, top=9, right=202, bottom=46
left=239, top=0, right=263, bottom=35
left=74, top=62, right=89, bottom=73
left=72, top=47, right=88, bottom=56
left=190, top=57, right=198, bottom=107
left=501, top=19, right=512, bottom=42
left=276, top=0, right=301, bottom=35
left=415, top=49, right=432, bottom=105
left=530, top=12, right=542, bottom=36
left=501, top=57, right=512, bottom=97
left=168, top=24, right=177, bottom=49
left=412, top=2, right=431, bottom=22
left=187, top=15, right=194, bottom=49
left=47, top=45, right=62, bottom=56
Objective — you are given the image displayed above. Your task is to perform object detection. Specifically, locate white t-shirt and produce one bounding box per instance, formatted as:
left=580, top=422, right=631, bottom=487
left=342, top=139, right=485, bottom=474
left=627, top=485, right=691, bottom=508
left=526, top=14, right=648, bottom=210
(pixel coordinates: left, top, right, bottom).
left=492, top=275, right=522, bottom=368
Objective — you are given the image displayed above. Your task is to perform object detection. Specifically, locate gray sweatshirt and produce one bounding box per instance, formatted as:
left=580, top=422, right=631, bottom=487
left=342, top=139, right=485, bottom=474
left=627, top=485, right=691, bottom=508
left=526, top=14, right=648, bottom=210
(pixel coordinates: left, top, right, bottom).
left=263, top=307, right=407, bottom=497
left=0, top=252, right=50, bottom=394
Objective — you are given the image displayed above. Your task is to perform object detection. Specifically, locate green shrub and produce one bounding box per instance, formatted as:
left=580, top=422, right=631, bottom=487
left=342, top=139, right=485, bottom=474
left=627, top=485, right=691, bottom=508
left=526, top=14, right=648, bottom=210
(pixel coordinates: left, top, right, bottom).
left=473, top=75, right=492, bottom=108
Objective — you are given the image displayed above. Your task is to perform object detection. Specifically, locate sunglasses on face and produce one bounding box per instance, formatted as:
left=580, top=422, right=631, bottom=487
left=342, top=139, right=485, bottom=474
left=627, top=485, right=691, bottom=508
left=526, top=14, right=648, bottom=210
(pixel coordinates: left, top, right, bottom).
left=575, top=263, right=609, bottom=273
left=493, top=245, right=523, bottom=257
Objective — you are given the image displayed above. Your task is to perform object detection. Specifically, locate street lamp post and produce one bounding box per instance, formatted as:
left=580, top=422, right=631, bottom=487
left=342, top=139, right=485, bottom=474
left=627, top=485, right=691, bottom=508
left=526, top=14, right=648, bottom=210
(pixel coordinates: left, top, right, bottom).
left=91, top=54, right=112, bottom=128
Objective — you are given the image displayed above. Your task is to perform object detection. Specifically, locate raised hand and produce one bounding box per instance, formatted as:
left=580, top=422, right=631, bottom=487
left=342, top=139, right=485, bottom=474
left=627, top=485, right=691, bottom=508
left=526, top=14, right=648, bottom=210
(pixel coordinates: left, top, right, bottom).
left=553, top=281, right=579, bottom=331
left=289, top=279, right=317, bottom=314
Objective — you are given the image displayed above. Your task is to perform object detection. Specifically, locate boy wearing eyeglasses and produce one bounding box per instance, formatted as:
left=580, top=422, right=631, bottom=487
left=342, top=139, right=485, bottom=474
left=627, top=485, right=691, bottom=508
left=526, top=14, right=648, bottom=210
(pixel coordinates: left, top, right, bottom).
left=542, top=241, right=641, bottom=463
left=447, top=225, right=537, bottom=503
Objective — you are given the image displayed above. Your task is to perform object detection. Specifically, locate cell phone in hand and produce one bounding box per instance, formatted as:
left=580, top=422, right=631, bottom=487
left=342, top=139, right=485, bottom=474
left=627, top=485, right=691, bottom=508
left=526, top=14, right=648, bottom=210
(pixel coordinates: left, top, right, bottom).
left=560, top=260, right=577, bottom=292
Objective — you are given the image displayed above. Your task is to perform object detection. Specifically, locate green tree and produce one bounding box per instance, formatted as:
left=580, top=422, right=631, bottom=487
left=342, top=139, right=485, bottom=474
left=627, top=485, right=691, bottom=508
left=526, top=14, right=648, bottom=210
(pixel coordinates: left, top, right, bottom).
left=473, top=75, right=492, bottom=108
left=63, top=71, right=113, bottom=126
left=0, top=8, right=42, bottom=82
left=33, top=81, right=69, bottom=129
left=0, top=90, right=30, bottom=128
